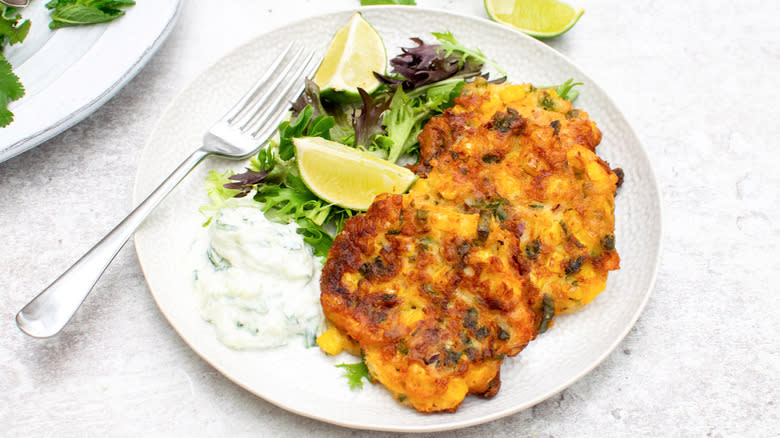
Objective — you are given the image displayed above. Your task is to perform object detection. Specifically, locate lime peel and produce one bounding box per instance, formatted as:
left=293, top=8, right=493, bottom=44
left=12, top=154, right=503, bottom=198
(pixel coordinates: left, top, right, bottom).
left=313, top=12, right=387, bottom=103
left=484, top=0, right=584, bottom=39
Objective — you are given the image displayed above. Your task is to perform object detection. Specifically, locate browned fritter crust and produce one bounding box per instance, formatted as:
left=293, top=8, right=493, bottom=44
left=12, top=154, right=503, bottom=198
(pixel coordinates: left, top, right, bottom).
left=321, top=194, right=542, bottom=412
left=412, top=79, right=620, bottom=313
left=320, top=79, right=621, bottom=412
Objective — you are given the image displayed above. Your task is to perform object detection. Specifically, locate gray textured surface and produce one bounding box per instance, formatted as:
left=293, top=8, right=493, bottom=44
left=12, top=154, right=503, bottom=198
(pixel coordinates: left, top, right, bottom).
left=1, top=0, right=778, bottom=436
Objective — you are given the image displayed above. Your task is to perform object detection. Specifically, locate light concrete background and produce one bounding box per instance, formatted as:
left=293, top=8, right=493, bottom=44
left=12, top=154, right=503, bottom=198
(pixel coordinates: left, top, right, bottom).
left=1, top=0, right=778, bottom=436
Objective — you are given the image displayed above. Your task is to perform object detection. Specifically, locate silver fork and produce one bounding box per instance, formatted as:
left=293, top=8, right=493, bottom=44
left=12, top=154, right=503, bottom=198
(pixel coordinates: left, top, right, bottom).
left=16, top=43, right=320, bottom=338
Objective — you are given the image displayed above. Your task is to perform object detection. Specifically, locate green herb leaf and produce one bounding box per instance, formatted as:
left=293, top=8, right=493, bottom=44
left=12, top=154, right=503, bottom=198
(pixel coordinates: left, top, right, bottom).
left=0, top=7, right=30, bottom=127
left=536, top=79, right=583, bottom=102
left=0, top=6, right=31, bottom=47
left=554, top=78, right=582, bottom=101
left=47, top=0, right=135, bottom=29
left=336, top=361, right=371, bottom=390
left=360, top=0, right=416, bottom=4
left=49, top=5, right=118, bottom=29
left=0, top=55, right=23, bottom=127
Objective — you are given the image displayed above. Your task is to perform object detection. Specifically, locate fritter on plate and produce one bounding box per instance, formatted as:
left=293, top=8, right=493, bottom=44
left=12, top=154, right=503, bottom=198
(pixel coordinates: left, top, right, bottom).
left=319, top=79, right=621, bottom=412
left=321, top=194, right=542, bottom=412
left=412, top=79, right=620, bottom=313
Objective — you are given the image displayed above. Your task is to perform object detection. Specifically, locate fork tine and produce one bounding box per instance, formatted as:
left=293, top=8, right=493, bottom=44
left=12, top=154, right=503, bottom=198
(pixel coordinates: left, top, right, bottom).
left=250, top=102, right=299, bottom=144
left=232, top=46, right=309, bottom=129
left=237, top=48, right=314, bottom=132
left=248, top=56, right=318, bottom=139
left=250, top=58, right=320, bottom=141
left=246, top=52, right=321, bottom=137
left=224, top=42, right=297, bottom=124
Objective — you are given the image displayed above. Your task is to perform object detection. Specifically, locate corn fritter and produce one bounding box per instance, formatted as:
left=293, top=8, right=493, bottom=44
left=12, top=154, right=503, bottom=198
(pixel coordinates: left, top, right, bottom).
left=320, top=78, right=621, bottom=412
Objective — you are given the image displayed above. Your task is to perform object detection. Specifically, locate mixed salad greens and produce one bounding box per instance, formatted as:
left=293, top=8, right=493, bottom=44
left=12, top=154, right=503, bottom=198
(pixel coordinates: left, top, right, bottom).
left=0, top=1, right=135, bottom=127
left=204, top=31, right=527, bottom=259
left=205, top=31, right=582, bottom=263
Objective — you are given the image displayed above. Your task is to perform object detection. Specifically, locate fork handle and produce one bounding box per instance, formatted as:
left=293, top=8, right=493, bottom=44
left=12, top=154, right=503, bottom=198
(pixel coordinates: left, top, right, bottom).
left=16, top=148, right=211, bottom=338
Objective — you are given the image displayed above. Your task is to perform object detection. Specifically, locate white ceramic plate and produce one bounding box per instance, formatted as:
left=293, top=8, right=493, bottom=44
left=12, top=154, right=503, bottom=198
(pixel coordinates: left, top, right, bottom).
left=133, top=7, right=662, bottom=433
left=0, top=0, right=182, bottom=163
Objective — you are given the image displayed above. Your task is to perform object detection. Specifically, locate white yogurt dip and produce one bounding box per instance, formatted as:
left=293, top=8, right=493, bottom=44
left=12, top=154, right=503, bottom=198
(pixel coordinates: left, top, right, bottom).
left=193, top=199, right=323, bottom=349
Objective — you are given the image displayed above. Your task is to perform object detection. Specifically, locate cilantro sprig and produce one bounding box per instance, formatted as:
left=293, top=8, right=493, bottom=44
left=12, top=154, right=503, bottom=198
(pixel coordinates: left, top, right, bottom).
left=0, top=56, right=24, bottom=127
left=0, top=5, right=31, bottom=47
left=0, top=5, right=30, bottom=127
left=336, top=361, right=371, bottom=390
left=553, top=78, right=583, bottom=101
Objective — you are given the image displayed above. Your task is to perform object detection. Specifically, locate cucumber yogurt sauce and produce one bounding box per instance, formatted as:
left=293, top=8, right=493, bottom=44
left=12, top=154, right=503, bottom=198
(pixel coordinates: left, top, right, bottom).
left=193, top=198, right=323, bottom=349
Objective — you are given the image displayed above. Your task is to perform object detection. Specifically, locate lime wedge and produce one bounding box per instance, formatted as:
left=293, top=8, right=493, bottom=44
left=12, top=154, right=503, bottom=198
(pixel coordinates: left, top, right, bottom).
left=313, top=12, right=387, bottom=103
left=293, top=137, right=417, bottom=210
left=484, top=0, right=584, bottom=39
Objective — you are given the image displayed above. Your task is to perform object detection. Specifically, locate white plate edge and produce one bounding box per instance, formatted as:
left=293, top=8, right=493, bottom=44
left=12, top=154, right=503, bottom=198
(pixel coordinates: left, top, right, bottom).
left=130, top=5, right=665, bottom=433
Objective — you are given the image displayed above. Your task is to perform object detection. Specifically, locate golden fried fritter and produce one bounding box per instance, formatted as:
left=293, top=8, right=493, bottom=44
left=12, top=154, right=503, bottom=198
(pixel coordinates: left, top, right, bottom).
left=412, top=79, right=620, bottom=313
left=320, top=79, right=620, bottom=412
left=321, top=194, right=542, bottom=412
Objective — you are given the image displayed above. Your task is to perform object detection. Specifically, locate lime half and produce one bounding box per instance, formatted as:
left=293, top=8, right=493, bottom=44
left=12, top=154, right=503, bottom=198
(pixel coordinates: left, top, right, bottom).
left=485, top=0, right=584, bottom=39
left=313, top=12, right=386, bottom=103
left=293, top=137, right=417, bottom=210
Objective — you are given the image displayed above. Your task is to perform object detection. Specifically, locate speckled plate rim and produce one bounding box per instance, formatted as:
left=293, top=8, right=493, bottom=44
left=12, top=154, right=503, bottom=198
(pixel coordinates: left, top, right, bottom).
left=133, top=6, right=663, bottom=433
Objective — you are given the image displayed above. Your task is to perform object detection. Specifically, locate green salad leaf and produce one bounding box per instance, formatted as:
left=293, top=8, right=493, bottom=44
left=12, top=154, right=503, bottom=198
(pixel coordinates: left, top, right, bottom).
left=336, top=361, right=371, bottom=390
left=432, top=30, right=506, bottom=77
left=377, top=77, right=464, bottom=163
left=378, top=87, right=418, bottom=163
left=204, top=170, right=242, bottom=206
left=255, top=182, right=331, bottom=227
left=46, top=0, right=136, bottom=29
left=295, top=217, right=334, bottom=260
left=278, top=105, right=334, bottom=160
